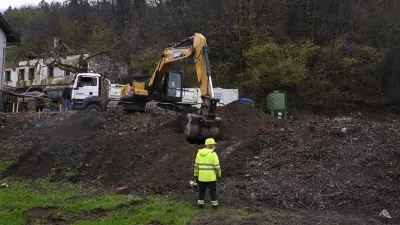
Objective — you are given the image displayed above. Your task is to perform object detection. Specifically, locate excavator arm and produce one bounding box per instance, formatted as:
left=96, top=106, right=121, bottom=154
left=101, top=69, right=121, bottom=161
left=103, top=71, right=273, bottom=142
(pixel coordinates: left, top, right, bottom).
left=147, top=33, right=212, bottom=98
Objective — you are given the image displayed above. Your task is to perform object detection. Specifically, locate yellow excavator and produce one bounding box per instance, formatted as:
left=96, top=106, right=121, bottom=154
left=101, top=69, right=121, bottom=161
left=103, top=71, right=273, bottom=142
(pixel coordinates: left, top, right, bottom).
left=119, top=33, right=221, bottom=142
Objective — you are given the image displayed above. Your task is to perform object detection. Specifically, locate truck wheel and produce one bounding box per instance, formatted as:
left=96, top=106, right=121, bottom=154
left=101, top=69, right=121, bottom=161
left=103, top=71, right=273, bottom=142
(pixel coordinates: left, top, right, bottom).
left=86, top=104, right=101, bottom=112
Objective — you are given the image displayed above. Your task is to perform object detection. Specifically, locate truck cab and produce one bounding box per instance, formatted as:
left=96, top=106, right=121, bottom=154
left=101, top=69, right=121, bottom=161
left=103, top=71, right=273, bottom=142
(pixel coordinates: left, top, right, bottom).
left=71, top=73, right=110, bottom=112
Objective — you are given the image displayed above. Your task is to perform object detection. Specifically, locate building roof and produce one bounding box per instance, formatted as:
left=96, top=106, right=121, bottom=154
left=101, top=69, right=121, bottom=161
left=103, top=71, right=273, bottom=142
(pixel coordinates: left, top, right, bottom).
left=0, top=13, right=20, bottom=44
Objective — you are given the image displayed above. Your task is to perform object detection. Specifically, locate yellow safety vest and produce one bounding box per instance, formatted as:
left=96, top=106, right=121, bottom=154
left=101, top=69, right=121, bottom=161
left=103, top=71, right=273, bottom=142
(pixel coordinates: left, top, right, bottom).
left=194, top=148, right=221, bottom=182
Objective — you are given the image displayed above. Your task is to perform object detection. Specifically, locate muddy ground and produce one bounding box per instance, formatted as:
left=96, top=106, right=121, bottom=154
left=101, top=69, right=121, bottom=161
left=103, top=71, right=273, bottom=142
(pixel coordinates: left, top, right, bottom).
left=0, top=102, right=399, bottom=224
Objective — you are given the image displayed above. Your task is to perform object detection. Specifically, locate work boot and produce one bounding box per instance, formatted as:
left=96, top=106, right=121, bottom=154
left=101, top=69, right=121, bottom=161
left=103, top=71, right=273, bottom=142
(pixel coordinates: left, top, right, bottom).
left=198, top=204, right=204, bottom=209
left=212, top=205, right=218, bottom=209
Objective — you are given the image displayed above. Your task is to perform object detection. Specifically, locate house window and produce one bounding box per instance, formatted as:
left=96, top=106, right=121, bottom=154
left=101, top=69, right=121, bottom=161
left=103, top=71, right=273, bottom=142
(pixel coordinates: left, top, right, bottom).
left=29, top=68, right=35, bottom=80
left=18, top=69, right=25, bottom=81
left=48, top=66, right=54, bottom=77
left=5, top=71, right=11, bottom=82
left=64, top=70, right=70, bottom=76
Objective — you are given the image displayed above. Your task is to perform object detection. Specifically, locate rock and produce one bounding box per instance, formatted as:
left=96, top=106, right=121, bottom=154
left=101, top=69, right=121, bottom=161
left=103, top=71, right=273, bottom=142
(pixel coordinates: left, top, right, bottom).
left=0, top=183, right=9, bottom=188
left=379, top=209, right=391, bottom=219
left=126, top=194, right=135, bottom=200
left=341, top=127, right=348, bottom=133
left=115, top=186, right=130, bottom=195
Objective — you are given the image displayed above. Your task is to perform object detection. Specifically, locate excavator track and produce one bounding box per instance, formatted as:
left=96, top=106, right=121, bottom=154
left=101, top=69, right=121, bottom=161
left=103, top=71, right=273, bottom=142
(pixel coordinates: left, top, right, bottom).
left=144, top=101, right=184, bottom=116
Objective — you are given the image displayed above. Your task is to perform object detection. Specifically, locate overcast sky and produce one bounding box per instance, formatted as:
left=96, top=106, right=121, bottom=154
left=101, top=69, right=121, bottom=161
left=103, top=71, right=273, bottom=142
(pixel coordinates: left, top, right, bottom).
left=0, top=0, right=61, bottom=11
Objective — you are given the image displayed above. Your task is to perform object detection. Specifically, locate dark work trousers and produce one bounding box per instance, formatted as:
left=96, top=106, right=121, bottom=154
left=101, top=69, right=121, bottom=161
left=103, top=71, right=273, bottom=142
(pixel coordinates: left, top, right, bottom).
left=198, top=181, right=217, bottom=203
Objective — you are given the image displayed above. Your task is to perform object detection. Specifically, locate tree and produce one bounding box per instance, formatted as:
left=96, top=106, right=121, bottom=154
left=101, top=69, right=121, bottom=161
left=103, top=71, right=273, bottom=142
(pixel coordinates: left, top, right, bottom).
left=243, top=40, right=318, bottom=98
left=4, top=0, right=400, bottom=110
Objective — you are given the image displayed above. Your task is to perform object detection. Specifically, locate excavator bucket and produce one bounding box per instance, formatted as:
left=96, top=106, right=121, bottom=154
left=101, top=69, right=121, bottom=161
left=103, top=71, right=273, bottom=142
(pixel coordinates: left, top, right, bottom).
left=183, top=113, right=221, bottom=143
left=182, top=98, right=222, bottom=143
left=144, top=100, right=221, bottom=143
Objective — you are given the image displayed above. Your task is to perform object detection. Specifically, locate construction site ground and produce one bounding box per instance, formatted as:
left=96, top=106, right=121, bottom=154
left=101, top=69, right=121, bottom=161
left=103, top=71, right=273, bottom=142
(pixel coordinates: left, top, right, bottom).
left=0, top=102, right=399, bottom=224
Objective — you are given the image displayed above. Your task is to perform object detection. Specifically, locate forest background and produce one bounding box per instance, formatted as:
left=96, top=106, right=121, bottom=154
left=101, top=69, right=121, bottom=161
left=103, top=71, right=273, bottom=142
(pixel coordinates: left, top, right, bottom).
left=4, top=0, right=400, bottom=112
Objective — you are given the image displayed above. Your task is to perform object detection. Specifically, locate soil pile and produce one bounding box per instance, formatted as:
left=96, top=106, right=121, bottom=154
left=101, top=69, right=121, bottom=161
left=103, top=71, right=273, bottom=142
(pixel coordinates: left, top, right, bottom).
left=221, top=116, right=400, bottom=223
left=217, top=101, right=280, bottom=140
left=0, top=112, right=38, bottom=141
left=1, top=102, right=399, bottom=223
left=73, top=102, right=272, bottom=194
left=0, top=102, right=270, bottom=191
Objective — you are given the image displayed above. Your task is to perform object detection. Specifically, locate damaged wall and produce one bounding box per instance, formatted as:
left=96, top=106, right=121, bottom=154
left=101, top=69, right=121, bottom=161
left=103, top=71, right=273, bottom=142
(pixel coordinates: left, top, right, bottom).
left=5, top=55, right=83, bottom=87
left=4, top=54, right=128, bottom=87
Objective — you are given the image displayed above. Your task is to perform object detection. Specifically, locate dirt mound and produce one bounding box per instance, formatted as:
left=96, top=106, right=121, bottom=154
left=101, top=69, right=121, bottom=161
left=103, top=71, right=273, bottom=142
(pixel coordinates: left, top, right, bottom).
left=1, top=103, right=399, bottom=223
left=217, top=101, right=281, bottom=140
left=1, top=111, right=106, bottom=179
left=74, top=102, right=272, bottom=193
left=221, top=116, right=400, bottom=223
left=1, top=102, right=270, bottom=187
left=0, top=112, right=38, bottom=141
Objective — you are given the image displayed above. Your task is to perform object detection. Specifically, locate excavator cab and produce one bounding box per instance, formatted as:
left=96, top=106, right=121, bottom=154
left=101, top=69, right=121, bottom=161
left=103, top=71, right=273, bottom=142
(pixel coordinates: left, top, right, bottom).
left=145, top=71, right=185, bottom=115
left=156, top=71, right=183, bottom=103
left=164, top=72, right=183, bottom=102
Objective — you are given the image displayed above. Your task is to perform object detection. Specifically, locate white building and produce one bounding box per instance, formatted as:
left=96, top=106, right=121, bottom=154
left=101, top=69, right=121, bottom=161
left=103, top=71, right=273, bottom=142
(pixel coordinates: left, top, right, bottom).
left=4, top=54, right=90, bottom=87
left=0, top=14, right=19, bottom=90
left=4, top=40, right=128, bottom=88
left=0, top=14, right=19, bottom=111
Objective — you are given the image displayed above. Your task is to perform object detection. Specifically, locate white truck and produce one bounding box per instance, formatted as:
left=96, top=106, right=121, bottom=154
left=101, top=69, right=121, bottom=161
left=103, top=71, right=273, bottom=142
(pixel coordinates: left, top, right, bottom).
left=180, top=87, right=239, bottom=108
left=71, top=73, right=111, bottom=112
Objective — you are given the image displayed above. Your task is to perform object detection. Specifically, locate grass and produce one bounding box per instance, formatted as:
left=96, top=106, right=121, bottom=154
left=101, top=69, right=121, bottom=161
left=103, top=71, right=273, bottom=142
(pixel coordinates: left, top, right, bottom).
left=0, top=144, right=15, bottom=173
left=0, top=161, right=14, bottom=173
left=0, top=210, right=25, bottom=225
left=67, top=195, right=129, bottom=213
left=0, top=179, right=293, bottom=225
left=0, top=179, right=197, bottom=225
left=0, top=180, right=91, bottom=210
left=75, top=197, right=196, bottom=225
left=388, top=169, right=400, bottom=178
left=0, top=144, right=27, bottom=173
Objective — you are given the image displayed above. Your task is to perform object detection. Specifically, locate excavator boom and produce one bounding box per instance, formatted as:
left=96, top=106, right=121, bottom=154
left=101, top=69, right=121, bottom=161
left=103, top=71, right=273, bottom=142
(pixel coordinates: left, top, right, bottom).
left=147, top=33, right=213, bottom=97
